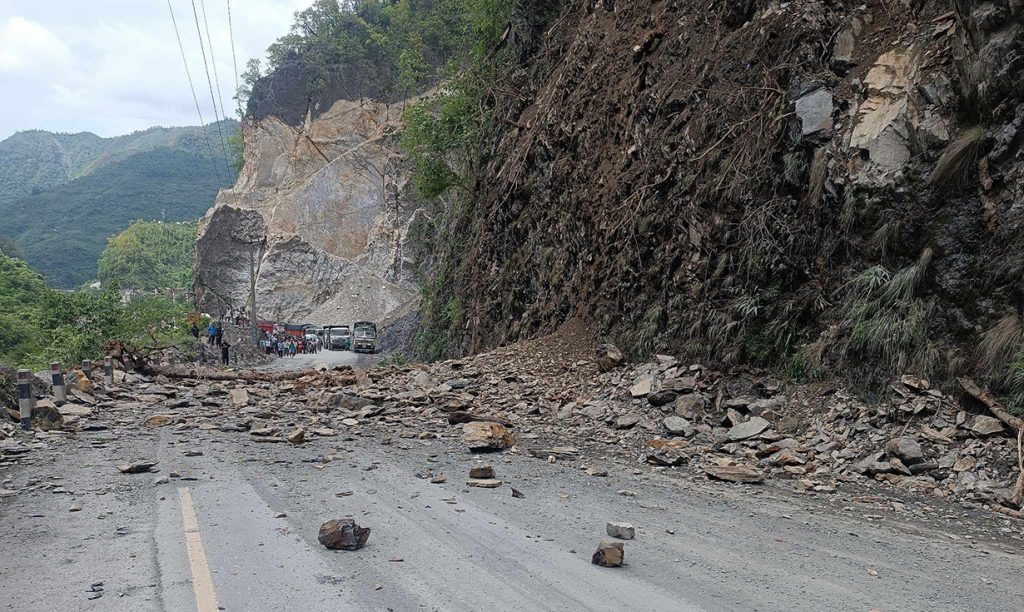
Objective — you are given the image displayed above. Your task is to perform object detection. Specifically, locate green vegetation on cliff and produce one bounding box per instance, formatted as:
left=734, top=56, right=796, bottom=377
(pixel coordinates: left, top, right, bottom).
left=98, top=221, right=197, bottom=290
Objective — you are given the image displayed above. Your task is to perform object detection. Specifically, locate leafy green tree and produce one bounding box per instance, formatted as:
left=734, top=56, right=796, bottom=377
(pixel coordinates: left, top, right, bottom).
left=97, top=221, right=197, bottom=290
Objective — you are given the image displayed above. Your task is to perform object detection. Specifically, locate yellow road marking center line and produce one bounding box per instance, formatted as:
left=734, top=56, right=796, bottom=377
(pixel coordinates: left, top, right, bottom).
left=178, top=487, right=220, bottom=612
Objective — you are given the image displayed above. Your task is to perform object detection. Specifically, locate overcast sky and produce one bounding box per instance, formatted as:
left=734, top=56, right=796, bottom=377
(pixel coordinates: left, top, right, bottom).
left=0, top=0, right=312, bottom=140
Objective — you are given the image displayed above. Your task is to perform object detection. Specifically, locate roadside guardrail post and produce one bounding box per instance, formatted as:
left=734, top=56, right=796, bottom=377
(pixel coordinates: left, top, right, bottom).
left=51, top=362, right=66, bottom=404
left=17, top=369, right=33, bottom=431
left=82, top=359, right=93, bottom=381
left=104, top=356, right=114, bottom=386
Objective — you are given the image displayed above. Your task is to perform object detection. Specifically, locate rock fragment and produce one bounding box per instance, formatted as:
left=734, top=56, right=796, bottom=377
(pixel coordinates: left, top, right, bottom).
left=606, top=521, right=635, bottom=540
left=469, top=465, right=495, bottom=479
left=592, top=541, right=624, bottom=567
left=117, top=462, right=158, bottom=474
left=461, top=421, right=514, bottom=452
left=144, top=415, right=172, bottom=429
left=595, top=344, right=624, bottom=371
left=727, top=416, right=771, bottom=441
left=287, top=428, right=306, bottom=444
left=467, top=478, right=503, bottom=488
left=704, top=464, right=764, bottom=484
left=884, top=436, right=923, bottom=464
left=970, top=416, right=1004, bottom=436
left=318, top=519, right=370, bottom=551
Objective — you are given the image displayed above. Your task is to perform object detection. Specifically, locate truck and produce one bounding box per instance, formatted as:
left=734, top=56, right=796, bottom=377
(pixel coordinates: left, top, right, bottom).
left=352, top=321, right=377, bottom=353
left=323, top=325, right=351, bottom=351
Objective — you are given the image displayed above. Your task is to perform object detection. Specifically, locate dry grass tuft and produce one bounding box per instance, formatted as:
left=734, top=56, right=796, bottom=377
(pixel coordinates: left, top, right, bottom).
left=928, top=127, right=986, bottom=193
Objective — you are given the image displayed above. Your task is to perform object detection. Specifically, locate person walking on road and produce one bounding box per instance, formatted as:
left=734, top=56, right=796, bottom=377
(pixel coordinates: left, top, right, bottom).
left=221, top=339, right=231, bottom=366
left=207, top=322, right=216, bottom=345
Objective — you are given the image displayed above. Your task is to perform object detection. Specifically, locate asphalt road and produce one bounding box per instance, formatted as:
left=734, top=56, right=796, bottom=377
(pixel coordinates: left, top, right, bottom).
left=259, top=348, right=380, bottom=372
left=2, top=407, right=1023, bottom=612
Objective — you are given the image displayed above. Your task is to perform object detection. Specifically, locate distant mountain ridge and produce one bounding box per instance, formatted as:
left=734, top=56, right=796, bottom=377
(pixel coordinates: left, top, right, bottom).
left=0, top=121, right=238, bottom=288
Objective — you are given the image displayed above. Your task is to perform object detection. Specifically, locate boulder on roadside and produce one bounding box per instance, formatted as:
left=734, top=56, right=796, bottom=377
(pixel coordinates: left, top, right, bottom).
left=287, top=428, right=305, bottom=444
left=970, top=415, right=1004, bottom=436
left=629, top=375, right=654, bottom=398
left=592, top=541, right=624, bottom=567
left=31, top=404, right=64, bottom=431
left=727, top=416, right=771, bottom=441
left=673, top=393, right=706, bottom=418
left=884, top=436, right=923, bottom=464
left=318, top=518, right=370, bottom=551
left=595, top=344, right=625, bottom=372
left=462, top=421, right=514, bottom=452
left=663, top=416, right=693, bottom=437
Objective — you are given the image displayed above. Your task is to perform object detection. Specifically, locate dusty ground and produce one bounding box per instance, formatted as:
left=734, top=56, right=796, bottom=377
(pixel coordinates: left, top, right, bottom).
left=1, top=379, right=1022, bottom=612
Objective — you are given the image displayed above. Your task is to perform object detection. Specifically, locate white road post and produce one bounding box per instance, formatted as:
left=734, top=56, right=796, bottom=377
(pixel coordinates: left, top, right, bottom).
left=104, top=356, right=114, bottom=386
left=17, top=369, right=33, bottom=431
left=51, top=362, right=66, bottom=405
left=81, top=359, right=93, bottom=381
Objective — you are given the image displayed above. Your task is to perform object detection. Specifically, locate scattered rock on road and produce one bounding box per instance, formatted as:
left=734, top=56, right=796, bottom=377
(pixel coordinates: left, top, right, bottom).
left=469, top=465, right=495, bottom=479
left=318, top=519, right=370, bottom=551
left=606, top=521, right=635, bottom=540
left=885, top=437, right=923, bottom=464
left=117, top=462, right=158, bottom=474
left=287, top=427, right=305, bottom=444
left=467, top=478, right=503, bottom=488
left=592, top=541, right=624, bottom=567
left=144, top=415, right=172, bottom=429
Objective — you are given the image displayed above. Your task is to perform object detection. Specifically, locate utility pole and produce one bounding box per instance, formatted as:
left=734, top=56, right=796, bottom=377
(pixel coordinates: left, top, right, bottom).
left=249, top=243, right=258, bottom=345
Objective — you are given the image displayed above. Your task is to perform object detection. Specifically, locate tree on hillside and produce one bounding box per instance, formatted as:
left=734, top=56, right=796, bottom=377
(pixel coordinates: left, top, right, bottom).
left=97, top=221, right=197, bottom=290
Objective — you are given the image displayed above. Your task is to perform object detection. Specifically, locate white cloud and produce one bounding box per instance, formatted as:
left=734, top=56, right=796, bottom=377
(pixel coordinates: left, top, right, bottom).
left=0, top=0, right=313, bottom=140
left=0, top=16, right=70, bottom=72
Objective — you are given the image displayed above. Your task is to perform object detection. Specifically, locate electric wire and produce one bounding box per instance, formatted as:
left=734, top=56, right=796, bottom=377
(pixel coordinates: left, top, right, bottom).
left=226, top=0, right=242, bottom=117
left=166, top=0, right=223, bottom=182
left=190, top=0, right=233, bottom=175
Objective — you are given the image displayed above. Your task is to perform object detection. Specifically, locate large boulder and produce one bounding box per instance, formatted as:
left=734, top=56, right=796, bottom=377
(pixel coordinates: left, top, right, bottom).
left=462, top=421, right=514, bottom=452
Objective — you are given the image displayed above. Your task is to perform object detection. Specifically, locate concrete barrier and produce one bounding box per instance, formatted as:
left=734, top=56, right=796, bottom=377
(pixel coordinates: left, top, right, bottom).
left=50, top=362, right=66, bottom=404
left=17, top=369, right=33, bottom=431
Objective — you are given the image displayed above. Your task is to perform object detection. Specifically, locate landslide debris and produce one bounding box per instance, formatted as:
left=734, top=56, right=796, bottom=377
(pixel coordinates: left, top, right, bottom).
left=4, top=319, right=1024, bottom=522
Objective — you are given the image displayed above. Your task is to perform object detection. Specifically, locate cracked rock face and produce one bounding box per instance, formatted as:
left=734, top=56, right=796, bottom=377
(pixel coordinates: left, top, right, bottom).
left=194, top=98, right=416, bottom=322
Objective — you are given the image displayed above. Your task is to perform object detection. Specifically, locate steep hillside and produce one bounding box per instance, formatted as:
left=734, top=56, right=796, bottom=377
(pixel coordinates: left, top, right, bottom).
left=413, top=0, right=1024, bottom=395
left=1, top=148, right=232, bottom=288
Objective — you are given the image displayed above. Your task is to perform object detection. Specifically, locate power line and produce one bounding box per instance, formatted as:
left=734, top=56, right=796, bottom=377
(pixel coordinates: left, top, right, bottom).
left=226, top=0, right=242, bottom=118
left=199, top=0, right=231, bottom=126
left=190, top=0, right=233, bottom=176
left=166, top=0, right=223, bottom=182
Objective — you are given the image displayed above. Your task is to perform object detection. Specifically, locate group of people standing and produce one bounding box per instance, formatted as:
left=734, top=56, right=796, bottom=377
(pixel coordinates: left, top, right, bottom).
left=189, top=320, right=232, bottom=366
left=260, top=335, right=321, bottom=358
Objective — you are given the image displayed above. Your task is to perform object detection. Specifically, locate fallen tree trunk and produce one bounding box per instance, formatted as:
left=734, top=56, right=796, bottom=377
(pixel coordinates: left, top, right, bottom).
left=958, top=377, right=1024, bottom=508
left=141, top=364, right=355, bottom=384
left=957, top=377, right=1024, bottom=431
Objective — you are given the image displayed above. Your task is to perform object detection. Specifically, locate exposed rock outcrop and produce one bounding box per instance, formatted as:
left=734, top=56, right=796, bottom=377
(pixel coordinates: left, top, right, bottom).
left=195, top=98, right=417, bottom=323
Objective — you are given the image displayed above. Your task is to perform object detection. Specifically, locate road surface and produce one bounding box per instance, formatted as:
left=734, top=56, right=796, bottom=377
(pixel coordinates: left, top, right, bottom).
left=260, top=348, right=380, bottom=371
left=1, top=403, right=1022, bottom=611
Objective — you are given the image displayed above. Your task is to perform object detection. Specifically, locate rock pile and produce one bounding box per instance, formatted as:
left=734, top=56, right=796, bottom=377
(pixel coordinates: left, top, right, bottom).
left=3, top=320, right=1022, bottom=519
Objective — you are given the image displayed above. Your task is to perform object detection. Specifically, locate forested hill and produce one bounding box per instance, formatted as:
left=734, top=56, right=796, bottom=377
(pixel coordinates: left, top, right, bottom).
left=0, top=121, right=238, bottom=288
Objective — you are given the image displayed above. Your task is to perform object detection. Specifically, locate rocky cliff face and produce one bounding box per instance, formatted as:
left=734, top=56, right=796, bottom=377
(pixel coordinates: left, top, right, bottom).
left=419, top=0, right=1024, bottom=388
left=194, top=98, right=418, bottom=324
